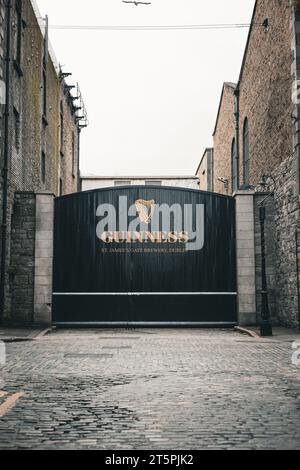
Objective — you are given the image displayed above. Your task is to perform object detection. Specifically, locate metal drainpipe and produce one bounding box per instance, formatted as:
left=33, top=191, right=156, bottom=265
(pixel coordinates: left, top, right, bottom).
left=77, top=128, right=81, bottom=192
left=0, top=0, right=12, bottom=322
left=234, top=86, right=240, bottom=190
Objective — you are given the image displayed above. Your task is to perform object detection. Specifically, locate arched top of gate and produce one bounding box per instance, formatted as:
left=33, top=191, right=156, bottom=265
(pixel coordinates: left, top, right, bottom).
left=55, top=185, right=235, bottom=202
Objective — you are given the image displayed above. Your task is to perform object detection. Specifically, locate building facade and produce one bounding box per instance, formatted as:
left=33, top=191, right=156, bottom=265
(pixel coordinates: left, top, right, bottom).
left=196, top=148, right=214, bottom=192
left=0, top=0, right=86, bottom=324
left=197, top=0, right=300, bottom=328
left=81, top=176, right=200, bottom=192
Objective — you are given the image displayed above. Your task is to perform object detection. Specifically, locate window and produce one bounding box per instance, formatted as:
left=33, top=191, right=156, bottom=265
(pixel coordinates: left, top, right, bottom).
left=59, top=178, right=63, bottom=196
left=13, top=107, right=20, bottom=152
left=41, top=151, right=46, bottom=184
left=60, top=101, right=64, bottom=152
left=243, top=118, right=250, bottom=187
left=72, top=132, right=76, bottom=177
left=231, top=138, right=238, bottom=193
left=145, top=180, right=162, bottom=186
left=114, top=180, right=131, bottom=187
left=15, top=0, right=22, bottom=67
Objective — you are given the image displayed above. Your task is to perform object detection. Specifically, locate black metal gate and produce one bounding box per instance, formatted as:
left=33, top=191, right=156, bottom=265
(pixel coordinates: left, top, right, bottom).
left=53, top=186, right=237, bottom=326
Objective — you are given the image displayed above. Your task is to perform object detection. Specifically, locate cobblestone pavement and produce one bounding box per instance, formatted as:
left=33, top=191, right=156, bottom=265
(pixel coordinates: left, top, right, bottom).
left=0, top=328, right=300, bottom=450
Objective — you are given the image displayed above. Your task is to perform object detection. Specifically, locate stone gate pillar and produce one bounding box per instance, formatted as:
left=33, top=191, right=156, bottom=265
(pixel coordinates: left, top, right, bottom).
left=234, top=190, right=256, bottom=325
left=34, top=192, right=55, bottom=326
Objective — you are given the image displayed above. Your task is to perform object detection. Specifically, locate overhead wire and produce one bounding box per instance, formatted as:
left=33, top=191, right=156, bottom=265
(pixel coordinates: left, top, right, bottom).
left=27, top=22, right=264, bottom=32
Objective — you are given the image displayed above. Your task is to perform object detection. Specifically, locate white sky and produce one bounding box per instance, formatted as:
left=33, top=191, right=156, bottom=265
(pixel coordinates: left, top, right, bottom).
left=35, top=0, right=255, bottom=176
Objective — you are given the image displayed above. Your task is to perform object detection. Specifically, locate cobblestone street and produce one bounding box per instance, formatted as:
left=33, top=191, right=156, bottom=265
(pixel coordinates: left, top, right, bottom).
left=0, top=328, right=300, bottom=450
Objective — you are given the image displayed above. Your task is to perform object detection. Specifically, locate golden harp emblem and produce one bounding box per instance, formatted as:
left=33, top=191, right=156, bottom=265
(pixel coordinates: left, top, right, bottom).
left=135, top=199, right=156, bottom=224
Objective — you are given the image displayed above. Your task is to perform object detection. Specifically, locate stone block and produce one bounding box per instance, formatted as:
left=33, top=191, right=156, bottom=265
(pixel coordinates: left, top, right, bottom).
left=35, top=265, right=52, bottom=277
left=36, top=214, right=54, bottom=232
left=238, top=284, right=256, bottom=295
left=238, top=311, right=257, bottom=326
left=237, top=248, right=255, bottom=259
left=35, top=249, right=53, bottom=259
left=36, top=239, right=53, bottom=252
left=36, top=231, right=54, bottom=241
left=34, top=275, right=52, bottom=288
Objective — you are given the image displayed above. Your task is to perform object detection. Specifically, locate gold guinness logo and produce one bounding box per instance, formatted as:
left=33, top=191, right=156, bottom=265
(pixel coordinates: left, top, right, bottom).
left=135, top=199, right=156, bottom=224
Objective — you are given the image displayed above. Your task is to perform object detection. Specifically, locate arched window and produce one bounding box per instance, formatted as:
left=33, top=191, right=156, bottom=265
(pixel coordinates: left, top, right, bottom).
left=232, top=138, right=238, bottom=192
left=243, top=118, right=250, bottom=187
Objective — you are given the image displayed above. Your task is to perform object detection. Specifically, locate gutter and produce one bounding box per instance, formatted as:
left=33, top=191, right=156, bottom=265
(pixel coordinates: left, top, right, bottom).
left=0, top=0, right=12, bottom=322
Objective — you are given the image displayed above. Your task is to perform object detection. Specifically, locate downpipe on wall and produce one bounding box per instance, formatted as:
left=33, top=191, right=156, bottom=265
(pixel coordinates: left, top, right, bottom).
left=234, top=86, right=240, bottom=189
left=0, top=0, right=12, bottom=322
left=77, top=129, right=81, bottom=193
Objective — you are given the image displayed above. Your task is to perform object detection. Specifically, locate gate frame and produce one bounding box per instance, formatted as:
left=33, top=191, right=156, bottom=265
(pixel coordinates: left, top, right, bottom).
left=32, top=188, right=257, bottom=327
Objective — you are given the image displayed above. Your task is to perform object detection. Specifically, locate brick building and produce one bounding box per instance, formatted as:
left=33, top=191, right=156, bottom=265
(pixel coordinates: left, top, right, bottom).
left=197, top=0, right=300, bottom=328
left=0, top=0, right=87, bottom=324
left=196, top=148, right=214, bottom=192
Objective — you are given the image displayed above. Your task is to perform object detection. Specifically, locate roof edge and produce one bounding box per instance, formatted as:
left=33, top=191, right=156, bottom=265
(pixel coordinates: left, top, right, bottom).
left=212, top=82, right=237, bottom=137
left=195, top=148, right=213, bottom=176
left=237, top=0, right=258, bottom=86
left=81, top=175, right=200, bottom=180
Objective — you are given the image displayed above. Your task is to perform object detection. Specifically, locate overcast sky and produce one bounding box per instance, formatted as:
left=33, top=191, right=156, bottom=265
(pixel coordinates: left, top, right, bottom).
left=35, top=0, right=255, bottom=177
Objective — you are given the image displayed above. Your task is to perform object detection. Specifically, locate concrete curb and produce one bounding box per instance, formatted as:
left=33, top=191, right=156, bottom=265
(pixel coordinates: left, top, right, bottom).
left=33, top=328, right=52, bottom=339
left=1, top=337, right=33, bottom=344
left=0, top=328, right=51, bottom=343
left=234, top=326, right=260, bottom=339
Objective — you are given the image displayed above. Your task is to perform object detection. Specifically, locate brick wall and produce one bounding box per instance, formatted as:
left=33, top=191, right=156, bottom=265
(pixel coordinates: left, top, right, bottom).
left=196, top=148, right=214, bottom=192
left=238, top=0, right=294, bottom=188
left=59, top=84, right=79, bottom=196
left=197, top=153, right=208, bottom=191
left=1, top=0, right=83, bottom=324
left=210, top=0, right=294, bottom=193
left=197, top=0, right=300, bottom=328
left=212, top=83, right=236, bottom=196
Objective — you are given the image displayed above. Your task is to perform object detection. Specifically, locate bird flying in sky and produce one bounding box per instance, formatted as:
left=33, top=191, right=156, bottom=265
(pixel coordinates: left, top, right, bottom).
left=122, top=1, right=152, bottom=6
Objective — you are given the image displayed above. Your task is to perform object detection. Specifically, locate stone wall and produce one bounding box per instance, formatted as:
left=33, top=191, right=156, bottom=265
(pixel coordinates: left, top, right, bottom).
left=0, top=0, right=5, bottom=227
left=273, top=153, right=299, bottom=328
left=5, top=191, right=55, bottom=327
left=9, top=192, right=36, bottom=325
